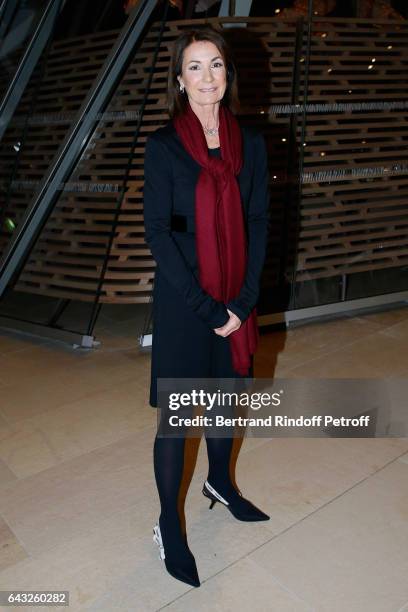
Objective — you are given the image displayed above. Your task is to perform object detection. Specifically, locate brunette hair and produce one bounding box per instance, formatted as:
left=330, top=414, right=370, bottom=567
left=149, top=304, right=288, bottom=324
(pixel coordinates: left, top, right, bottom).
left=167, top=25, right=240, bottom=118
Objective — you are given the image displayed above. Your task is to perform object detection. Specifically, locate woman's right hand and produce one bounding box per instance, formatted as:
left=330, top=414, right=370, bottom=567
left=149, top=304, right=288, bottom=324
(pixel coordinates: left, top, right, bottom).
left=213, top=309, right=242, bottom=337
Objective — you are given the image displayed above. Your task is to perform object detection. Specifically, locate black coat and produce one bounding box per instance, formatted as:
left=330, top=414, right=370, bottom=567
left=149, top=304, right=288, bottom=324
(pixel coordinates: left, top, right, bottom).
left=143, top=120, right=270, bottom=407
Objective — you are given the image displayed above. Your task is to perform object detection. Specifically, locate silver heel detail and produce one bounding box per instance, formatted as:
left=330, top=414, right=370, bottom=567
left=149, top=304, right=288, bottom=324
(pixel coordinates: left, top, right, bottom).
left=153, top=523, right=165, bottom=560
left=203, top=480, right=229, bottom=506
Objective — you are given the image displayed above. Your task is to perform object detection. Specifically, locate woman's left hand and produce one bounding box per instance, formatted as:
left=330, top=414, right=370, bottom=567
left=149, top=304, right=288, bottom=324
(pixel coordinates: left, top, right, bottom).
left=214, top=309, right=242, bottom=337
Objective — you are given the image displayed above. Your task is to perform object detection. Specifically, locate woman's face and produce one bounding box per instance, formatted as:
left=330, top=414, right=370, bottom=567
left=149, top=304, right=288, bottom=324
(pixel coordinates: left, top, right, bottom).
left=177, top=40, right=227, bottom=107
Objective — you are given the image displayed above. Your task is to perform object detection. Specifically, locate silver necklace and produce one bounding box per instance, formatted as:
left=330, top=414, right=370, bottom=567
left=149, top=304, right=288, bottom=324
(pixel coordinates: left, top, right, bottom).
left=203, top=124, right=219, bottom=137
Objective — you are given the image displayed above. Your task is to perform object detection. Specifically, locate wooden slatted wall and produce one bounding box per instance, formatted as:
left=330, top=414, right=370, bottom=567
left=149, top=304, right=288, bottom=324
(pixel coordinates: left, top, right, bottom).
left=296, top=17, right=408, bottom=282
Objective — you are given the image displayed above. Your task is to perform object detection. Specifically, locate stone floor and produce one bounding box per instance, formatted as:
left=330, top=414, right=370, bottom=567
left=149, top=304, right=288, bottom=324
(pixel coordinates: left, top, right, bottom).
left=0, top=302, right=407, bottom=611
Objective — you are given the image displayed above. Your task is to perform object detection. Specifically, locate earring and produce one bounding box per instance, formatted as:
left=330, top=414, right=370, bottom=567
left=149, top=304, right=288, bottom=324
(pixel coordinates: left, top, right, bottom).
left=179, top=83, right=184, bottom=93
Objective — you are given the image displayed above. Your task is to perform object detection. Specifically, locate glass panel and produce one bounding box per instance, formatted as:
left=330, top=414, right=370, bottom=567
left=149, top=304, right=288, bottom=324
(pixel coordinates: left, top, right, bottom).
left=291, top=15, right=408, bottom=310
left=0, top=0, right=142, bottom=334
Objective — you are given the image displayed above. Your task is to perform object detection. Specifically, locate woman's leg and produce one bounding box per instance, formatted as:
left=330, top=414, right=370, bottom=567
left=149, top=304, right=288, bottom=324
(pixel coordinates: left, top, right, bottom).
left=204, top=338, right=250, bottom=500
left=153, top=411, right=200, bottom=586
left=203, top=344, right=269, bottom=520
left=153, top=403, right=191, bottom=537
left=204, top=399, right=238, bottom=499
left=153, top=432, right=186, bottom=530
left=203, top=425, right=270, bottom=520
left=205, top=438, right=241, bottom=493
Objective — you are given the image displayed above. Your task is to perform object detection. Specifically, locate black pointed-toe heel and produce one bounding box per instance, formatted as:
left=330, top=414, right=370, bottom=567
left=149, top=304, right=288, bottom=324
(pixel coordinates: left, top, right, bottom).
left=202, top=480, right=270, bottom=522
left=152, top=517, right=200, bottom=588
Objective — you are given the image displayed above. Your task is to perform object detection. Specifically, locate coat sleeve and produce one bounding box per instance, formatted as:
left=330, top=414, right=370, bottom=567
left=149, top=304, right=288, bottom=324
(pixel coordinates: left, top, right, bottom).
left=225, top=131, right=270, bottom=322
left=143, top=133, right=230, bottom=329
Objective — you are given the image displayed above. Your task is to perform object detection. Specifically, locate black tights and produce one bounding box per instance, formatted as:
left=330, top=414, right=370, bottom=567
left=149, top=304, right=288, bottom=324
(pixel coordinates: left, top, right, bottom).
left=153, top=413, right=238, bottom=532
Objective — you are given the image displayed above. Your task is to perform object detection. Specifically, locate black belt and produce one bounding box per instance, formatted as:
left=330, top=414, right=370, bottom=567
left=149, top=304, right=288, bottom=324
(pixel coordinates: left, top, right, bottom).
left=170, top=213, right=195, bottom=233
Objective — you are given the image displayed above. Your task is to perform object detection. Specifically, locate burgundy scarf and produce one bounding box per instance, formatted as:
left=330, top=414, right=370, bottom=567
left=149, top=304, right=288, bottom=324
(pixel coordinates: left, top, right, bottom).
left=173, top=101, right=259, bottom=376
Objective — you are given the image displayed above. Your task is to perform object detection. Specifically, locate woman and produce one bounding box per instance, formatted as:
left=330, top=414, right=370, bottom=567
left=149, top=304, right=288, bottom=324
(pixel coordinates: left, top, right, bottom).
left=143, top=25, right=270, bottom=588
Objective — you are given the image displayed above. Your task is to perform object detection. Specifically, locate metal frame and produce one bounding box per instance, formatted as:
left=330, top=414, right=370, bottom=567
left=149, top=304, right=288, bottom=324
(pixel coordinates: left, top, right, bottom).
left=289, top=0, right=314, bottom=311
left=85, top=0, right=169, bottom=338
left=258, top=291, right=408, bottom=327
left=0, top=314, right=99, bottom=348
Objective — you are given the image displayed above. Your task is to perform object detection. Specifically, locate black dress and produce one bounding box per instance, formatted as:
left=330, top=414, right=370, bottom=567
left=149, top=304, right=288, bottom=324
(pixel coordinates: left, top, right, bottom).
left=143, top=120, right=270, bottom=408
